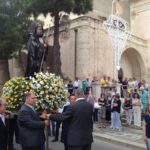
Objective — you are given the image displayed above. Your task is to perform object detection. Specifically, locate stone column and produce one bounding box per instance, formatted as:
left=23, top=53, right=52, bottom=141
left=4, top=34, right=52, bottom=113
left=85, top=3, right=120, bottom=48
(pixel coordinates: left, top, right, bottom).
left=75, top=18, right=95, bottom=79
left=91, top=80, right=101, bottom=100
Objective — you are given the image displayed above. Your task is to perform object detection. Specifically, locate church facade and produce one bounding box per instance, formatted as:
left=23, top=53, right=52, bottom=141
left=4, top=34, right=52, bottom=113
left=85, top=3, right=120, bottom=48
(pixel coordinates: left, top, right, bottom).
left=47, top=0, right=150, bottom=83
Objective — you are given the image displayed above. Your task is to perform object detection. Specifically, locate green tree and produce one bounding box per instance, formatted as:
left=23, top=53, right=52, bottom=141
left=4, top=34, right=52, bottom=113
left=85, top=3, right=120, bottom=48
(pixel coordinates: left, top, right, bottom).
left=0, top=0, right=31, bottom=79
left=0, top=0, right=30, bottom=59
left=26, top=0, right=93, bottom=76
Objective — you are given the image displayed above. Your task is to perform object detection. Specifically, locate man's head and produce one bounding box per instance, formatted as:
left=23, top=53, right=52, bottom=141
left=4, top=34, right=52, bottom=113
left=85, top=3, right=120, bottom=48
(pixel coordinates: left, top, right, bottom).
left=76, top=88, right=84, bottom=98
left=30, top=21, right=43, bottom=38
left=0, top=98, right=7, bottom=113
left=69, top=94, right=76, bottom=104
left=103, top=75, right=106, bottom=79
left=116, top=93, right=120, bottom=99
left=36, top=24, right=43, bottom=37
left=24, top=92, right=36, bottom=106
left=84, top=92, right=89, bottom=99
left=140, top=86, right=144, bottom=92
left=75, top=77, right=79, bottom=81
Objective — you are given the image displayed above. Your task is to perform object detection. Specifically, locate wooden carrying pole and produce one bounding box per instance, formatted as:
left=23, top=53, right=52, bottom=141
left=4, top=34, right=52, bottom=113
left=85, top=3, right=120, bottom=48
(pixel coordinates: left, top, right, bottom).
left=46, top=126, right=49, bottom=150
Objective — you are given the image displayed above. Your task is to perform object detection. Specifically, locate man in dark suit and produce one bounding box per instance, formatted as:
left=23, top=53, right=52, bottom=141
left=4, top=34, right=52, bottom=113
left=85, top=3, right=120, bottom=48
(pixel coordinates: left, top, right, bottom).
left=61, top=94, right=76, bottom=150
left=0, top=98, right=8, bottom=150
left=49, top=89, right=93, bottom=150
left=18, top=92, right=49, bottom=150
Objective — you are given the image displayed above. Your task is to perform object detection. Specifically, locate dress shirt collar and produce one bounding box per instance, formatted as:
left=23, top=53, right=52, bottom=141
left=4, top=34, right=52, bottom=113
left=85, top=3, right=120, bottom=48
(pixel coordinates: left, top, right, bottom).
left=0, top=113, right=5, bottom=125
left=0, top=114, right=4, bottom=117
left=76, top=98, right=85, bottom=102
left=25, top=103, right=35, bottom=111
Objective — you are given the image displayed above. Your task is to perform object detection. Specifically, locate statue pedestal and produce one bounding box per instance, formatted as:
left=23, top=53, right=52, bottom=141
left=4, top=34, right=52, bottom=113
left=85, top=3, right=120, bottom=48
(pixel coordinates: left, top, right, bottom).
left=91, top=80, right=101, bottom=100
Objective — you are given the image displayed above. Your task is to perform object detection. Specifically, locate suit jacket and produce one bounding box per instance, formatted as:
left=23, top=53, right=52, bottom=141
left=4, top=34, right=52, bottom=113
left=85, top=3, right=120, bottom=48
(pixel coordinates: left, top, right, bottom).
left=18, top=104, right=45, bottom=147
left=50, top=99, right=93, bottom=146
left=61, top=105, right=70, bottom=143
left=0, top=117, right=8, bottom=150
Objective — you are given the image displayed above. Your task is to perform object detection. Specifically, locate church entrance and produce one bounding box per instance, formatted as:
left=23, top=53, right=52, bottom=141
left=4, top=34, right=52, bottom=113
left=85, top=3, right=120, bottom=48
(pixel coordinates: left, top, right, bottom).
left=121, top=48, right=145, bottom=80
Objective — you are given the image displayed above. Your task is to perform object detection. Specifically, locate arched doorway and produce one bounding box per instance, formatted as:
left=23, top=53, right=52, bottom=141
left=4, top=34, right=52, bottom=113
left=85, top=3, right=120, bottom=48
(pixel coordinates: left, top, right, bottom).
left=121, top=48, right=146, bottom=80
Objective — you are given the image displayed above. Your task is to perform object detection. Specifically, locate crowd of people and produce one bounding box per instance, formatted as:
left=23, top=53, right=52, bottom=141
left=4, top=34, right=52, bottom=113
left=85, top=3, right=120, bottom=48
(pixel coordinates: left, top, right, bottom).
left=65, top=76, right=150, bottom=149
left=1, top=75, right=150, bottom=150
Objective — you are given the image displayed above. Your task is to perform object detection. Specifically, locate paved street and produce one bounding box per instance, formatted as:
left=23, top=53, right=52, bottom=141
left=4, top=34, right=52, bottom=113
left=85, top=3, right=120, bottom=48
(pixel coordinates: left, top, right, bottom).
left=93, top=123, right=143, bottom=144
left=14, top=123, right=145, bottom=150
left=15, top=137, right=135, bottom=150
left=48, top=138, right=134, bottom=150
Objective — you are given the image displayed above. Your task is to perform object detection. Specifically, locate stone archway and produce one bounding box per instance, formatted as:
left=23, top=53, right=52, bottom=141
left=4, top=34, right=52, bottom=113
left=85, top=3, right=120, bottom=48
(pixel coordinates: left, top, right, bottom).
left=121, top=48, right=146, bottom=80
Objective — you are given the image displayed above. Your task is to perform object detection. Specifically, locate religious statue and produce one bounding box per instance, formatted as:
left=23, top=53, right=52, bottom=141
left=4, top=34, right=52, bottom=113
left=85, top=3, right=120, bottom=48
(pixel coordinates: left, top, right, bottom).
left=25, top=22, right=48, bottom=77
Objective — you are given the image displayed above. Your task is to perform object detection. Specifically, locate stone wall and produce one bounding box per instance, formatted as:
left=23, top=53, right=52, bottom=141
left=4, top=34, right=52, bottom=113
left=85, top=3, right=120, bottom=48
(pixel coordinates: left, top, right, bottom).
left=130, top=0, right=150, bottom=39
left=47, top=15, right=149, bottom=82
left=92, top=0, right=130, bottom=22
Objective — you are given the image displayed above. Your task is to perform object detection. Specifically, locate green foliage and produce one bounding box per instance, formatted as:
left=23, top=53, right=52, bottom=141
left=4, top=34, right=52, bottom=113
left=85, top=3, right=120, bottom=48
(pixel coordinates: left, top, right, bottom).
left=26, top=0, right=93, bottom=16
left=0, top=0, right=31, bottom=59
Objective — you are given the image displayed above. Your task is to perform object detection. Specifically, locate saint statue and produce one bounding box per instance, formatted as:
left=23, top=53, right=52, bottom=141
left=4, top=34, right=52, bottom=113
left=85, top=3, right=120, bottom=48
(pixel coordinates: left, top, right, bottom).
left=25, top=22, right=48, bottom=77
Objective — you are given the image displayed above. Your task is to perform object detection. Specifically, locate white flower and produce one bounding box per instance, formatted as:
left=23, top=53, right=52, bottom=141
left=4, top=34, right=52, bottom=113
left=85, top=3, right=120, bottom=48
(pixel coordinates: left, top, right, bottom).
left=40, top=81, right=44, bottom=85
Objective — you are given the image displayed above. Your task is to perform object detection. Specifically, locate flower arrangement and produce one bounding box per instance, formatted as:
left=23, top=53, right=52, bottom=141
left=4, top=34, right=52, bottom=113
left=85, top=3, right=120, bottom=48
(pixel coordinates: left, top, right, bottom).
left=2, top=72, right=67, bottom=111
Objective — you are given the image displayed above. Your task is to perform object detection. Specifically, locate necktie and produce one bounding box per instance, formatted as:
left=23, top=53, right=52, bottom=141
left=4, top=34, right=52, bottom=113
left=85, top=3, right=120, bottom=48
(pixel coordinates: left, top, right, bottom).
left=31, top=106, right=36, bottom=113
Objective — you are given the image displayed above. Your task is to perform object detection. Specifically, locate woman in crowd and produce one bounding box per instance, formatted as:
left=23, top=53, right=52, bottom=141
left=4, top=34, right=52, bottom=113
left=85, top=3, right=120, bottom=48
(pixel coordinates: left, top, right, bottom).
left=105, top=93, right=112, bottom=122
left=143, top=105, right=150, bottom=150
left=111, top=94, right=122, bottom=131
left=123, top=95, right=132, bottom=126
left=110, top=94, right=116, bottom=129
left=98, top=93, right=107, bottom=128
left=132, top=93, right=141, bottom=127
left=93, top=98, right=99, bottom=122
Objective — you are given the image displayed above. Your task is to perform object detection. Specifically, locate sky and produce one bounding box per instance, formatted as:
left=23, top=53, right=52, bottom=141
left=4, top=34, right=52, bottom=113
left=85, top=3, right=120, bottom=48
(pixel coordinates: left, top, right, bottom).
left=37, top=13, right=79, bottom=29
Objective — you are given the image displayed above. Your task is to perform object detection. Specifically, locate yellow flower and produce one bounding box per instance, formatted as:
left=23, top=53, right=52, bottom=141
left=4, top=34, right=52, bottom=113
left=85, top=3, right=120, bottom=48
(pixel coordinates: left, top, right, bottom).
left=45, top=91, right=48, bottom=94
left=15, top=86, right=19, bottom=90
left=22, top=85, right=25, bottom=88
left=29, top=82, right=32, bottom=86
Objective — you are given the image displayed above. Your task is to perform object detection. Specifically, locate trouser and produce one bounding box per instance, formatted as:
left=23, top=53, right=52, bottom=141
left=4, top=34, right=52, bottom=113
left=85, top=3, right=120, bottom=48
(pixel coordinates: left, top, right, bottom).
left=93, top=109, right=98, bottom=122
left=110, top=113, right=113, bottom=128
left=142, top=103, right=148, bottom=113
left=122, top=89, right=127, bottom=98
left=55, top=121, right=61, bottom=140
left=112, top=111, right=121, bottom=129
left=68, top=89, right=73, bottom=95
left=64, top=141, right=68, bottom=150
left=106, top=109, right=111, bottom=121
left=42, top=144, right=45, bottom=150
left=133, top=108, right=141, bottom=127
left=146, top=138, right=150, bottom=150
left=68, top=144, right=91, bottom=150
left=22, top=145, right=43, bottom=150
left=49, top=121, right=55, bottom=136
left=0, top=146, right=7, bottom=150
left=8, top=116, right=20, bottom=150
left=125, top=109, right=132, bottom=125
left=98, top=107, right=106, bottom=124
